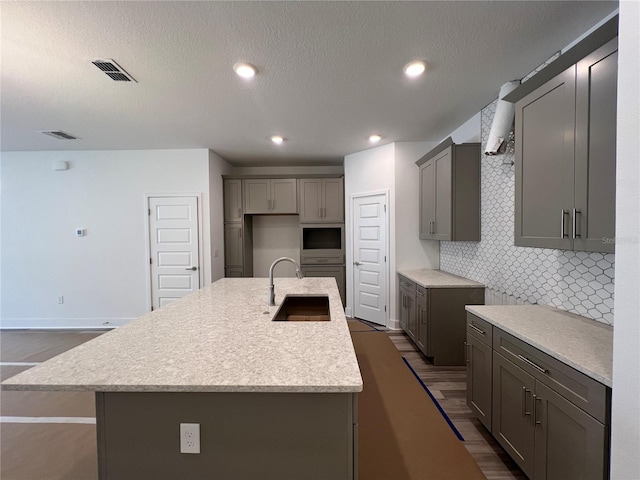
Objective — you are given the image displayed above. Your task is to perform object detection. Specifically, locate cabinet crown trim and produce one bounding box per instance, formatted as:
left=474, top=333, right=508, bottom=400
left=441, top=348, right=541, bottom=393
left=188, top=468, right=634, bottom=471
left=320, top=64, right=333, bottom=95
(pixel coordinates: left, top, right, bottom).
left=415, top=137, right=454, bottom=167
left=503, top=15, right=618, bottom=104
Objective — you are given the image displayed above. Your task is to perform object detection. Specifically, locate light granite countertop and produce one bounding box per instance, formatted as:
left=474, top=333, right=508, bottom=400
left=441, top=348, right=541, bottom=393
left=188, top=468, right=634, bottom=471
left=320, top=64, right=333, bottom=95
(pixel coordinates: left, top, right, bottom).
left=466, top=305, right=613, bottom=387
left=398, top=269, right=485, bottom=289
left=1, top=278, right=363, bottom=394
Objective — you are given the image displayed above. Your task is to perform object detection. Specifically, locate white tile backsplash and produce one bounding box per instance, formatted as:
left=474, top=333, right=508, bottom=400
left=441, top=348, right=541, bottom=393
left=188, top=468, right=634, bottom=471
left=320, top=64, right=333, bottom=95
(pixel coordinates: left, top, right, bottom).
left=440, top=97, right=615, bottom=325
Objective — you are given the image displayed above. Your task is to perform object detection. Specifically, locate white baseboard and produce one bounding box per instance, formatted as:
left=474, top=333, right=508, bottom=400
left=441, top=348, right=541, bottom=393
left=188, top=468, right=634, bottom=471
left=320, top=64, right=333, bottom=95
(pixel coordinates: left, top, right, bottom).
left=0, top=318, right=134, bottom=329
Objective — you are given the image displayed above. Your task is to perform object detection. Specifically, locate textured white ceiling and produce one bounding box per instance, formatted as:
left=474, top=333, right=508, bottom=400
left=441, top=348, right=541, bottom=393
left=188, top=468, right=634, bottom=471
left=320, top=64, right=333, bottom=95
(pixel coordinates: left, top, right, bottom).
left=1, top=1, right=617, bottom=165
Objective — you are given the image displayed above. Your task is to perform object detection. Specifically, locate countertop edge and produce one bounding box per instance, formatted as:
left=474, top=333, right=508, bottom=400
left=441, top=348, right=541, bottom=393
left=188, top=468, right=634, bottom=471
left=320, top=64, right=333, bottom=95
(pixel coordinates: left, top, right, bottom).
left=398, top=269, right=485, bottom=288
left=465, top=305, right=612, bottom=387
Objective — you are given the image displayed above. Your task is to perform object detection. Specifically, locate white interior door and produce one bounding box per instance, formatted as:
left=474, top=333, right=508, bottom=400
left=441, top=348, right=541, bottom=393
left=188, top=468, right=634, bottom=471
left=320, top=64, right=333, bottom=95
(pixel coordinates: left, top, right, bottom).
left=148, top=196, right=200, bottom=310
left=353, top=194, right=387, bottom=325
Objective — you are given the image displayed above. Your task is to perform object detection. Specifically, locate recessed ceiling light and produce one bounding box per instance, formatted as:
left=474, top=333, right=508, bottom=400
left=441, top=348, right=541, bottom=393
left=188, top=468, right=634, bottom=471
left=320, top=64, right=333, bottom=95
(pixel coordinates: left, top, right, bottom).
left=403, top=60, right=427, bottom=78
left=369, top=134, right=382, bottom=143
left=271, top=135, right=284, bottom=145
left=233, top=62, right=257, bottom=78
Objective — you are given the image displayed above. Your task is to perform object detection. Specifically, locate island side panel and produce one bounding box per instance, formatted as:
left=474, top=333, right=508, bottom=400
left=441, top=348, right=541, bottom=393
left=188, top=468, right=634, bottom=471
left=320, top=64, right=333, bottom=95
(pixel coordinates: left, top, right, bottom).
left=96, top=391, right=356, bottom=480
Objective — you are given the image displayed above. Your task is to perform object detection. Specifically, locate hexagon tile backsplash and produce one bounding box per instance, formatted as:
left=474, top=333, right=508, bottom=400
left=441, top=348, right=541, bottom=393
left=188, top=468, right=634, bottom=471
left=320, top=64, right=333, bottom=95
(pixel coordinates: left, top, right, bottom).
left=440, top=99, right=615, bottom=325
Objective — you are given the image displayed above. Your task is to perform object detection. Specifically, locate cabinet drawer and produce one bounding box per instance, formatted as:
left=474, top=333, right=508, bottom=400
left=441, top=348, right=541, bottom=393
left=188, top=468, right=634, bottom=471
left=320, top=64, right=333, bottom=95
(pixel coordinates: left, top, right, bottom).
left=466, top=313, right=492, bottom=346
left=399, top=276, right=416, bottom=292
left=300, top=254, right=344, bottom=265
left=493, top=328, right=609, bottom=423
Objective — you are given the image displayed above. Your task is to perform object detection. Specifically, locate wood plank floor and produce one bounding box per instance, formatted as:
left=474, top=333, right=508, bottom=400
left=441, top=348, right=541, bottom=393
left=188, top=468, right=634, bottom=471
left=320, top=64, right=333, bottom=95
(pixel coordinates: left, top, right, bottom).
left=386, top=328, right=527, bottom=480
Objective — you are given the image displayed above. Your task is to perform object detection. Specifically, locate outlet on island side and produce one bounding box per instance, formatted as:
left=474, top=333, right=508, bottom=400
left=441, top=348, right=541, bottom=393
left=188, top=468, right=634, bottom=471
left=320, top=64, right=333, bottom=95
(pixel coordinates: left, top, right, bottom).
left=180, top=423, right=200, bottom=454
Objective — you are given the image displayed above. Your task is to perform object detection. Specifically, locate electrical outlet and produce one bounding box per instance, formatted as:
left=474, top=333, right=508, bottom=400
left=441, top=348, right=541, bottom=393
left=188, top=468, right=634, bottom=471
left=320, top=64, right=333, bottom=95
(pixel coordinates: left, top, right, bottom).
left=57, top=296, right=64, bottom=305
left=214, top=248, right=219, bottom=258
left=180, top=423, right=200, bottom=454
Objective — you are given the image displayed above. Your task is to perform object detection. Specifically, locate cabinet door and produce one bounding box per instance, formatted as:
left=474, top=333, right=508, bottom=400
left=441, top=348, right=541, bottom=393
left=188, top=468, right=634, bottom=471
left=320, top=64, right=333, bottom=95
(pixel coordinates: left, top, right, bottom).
left=415, top=289, right=428, bottom=354
left=322, top=178, right=344, bottom=222
left=574, top=39, right=617, bottom=254
left=271, top=179, right=297, bottom=214
left=301, top=266, right=346, bottom=306
left=533, top=381, right=607, bottom=480
left=515, top=66, right=576, bottom=250
left=225, top=267, right=244, bottom=278
left=399, top=290, right=408, bottom=331
left=244, top=179, right=270, bottom=214
left=299, top=179, right=322, bottom=222
left=492, top=352, right=535, bottom=478
left=433, top=148, right=452, bottom=241
left=406, top=293, right=417, bottom=342
left=224, top=223, right=243, bottom=267
left=467, top=333, right=493, bottom=431
left=224, top=179, right=243, bottom=222
left=419, top=160, right=435, bottom=239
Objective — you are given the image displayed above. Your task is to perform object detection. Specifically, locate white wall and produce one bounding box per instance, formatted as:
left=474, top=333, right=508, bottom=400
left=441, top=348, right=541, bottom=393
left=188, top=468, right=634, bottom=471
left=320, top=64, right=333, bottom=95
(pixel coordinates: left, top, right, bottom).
left=0, top=149, right=215, bottom=328
left=344, top=143, right=395, bottom=322
left=611, top=1, right=640, bottom=477
left=394, top=141, right=440, bottom=272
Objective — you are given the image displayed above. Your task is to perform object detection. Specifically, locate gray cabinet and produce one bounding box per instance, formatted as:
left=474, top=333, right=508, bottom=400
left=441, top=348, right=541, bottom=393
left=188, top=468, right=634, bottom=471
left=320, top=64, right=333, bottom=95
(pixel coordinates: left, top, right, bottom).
left=244, top=178, right=297, bottom=214
left=299, top=178, right=344, bottom=223
left=469, top=314, right=611, bottom=480
left=224, top=218, right=253, bottom=278
left=224, top=179, right=243, bottom=222
left=301, top=265, right=346, bottom=306
left=416, top=138, right=481, bottom=241
left=398, top=275, right=484, bottom=365
left=513, top=38, right=617, bottom=253
left=415, top=286, right=428, bottom=354
left=466, top=315, right=493, bottom=431
left=399, top=276, right=417, bottom=342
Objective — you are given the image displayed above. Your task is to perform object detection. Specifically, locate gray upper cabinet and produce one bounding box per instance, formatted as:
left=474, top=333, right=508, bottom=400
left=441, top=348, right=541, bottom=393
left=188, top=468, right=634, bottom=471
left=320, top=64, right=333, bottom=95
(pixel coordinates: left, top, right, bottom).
left=513, top=37, right=617, bottom=253
left=224, top=179, right=243, bottom=222
left=299, top=178, right=344, bottom=223
left=416, top=138, right=481, bottom=241
left=574, top=39, right=618, bottom=253
left=244, top=178, right=297, bottom=214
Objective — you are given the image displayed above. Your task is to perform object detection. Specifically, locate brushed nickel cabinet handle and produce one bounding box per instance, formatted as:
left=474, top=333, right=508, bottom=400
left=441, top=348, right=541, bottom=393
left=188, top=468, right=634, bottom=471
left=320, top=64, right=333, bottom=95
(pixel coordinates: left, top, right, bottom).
left=465, top=341, right=470, bottom=365
left=517, top=354, right=548, bottom=374
left=561, top=209, right=569, bottom=238
left=238, top=208, right=241, bottom=218
left=522, top=387, right=527, bottom=417
left=572, top=208, right=581, bottom=239
left=469, top=323, right=486, bottom=336
left=534, top=395, right=542, bottom=425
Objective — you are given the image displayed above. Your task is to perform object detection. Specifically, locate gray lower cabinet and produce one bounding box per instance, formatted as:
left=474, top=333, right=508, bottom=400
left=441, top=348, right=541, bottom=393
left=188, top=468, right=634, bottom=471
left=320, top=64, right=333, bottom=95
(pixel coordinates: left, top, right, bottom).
left=301, top=265, right=345, bottom=306
left=513, top=37, right=617, bottom=253
left=466, top=315, right=493, bottom=431
left=399, top=275, right=484, bottom=365
left=468, top=312, right=611, bottom=479
left=224, top=218, right=253, bottom=278
left=416, top=138, right=481, bottom=241
left=399, top=277, right=417, bottom=342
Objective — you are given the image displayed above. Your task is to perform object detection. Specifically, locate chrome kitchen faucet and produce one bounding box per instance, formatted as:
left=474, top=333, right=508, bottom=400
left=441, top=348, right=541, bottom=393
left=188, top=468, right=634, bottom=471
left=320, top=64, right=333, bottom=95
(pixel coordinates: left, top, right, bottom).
left=268, top=257, right=304, bottom=306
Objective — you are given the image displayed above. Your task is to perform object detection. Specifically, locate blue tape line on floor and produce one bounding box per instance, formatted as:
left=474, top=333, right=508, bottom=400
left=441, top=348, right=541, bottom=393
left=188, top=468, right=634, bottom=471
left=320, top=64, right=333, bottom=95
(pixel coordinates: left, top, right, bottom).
left=401, top=356, right=465, bottom=441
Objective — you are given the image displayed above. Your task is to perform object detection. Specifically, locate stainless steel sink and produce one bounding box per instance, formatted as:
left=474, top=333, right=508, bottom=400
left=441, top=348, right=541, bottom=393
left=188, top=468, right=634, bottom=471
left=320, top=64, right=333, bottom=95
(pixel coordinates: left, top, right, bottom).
left=272, top=295, right=331, bottom=321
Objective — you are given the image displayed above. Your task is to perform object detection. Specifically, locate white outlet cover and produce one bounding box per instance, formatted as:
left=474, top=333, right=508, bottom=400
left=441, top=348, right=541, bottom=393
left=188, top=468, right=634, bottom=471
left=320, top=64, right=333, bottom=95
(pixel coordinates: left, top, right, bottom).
left=180, top=423, right=200, bottom=454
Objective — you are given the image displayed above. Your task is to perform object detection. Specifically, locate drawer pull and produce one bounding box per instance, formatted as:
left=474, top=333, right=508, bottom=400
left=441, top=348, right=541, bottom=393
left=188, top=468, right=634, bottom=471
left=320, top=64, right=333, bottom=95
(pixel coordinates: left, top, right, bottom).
left=517, top=354, right=548, bottom=374
left=417, top=289, right=425, bottom=296
left=468, top=323, right=486, bottom=336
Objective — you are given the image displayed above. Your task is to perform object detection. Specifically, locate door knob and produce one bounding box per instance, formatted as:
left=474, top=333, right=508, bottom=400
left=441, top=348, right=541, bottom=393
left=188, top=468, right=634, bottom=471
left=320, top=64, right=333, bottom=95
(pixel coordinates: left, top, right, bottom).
left=185, top=267, right=198, bottom=271
left=353, top=261, right=361, bottom=266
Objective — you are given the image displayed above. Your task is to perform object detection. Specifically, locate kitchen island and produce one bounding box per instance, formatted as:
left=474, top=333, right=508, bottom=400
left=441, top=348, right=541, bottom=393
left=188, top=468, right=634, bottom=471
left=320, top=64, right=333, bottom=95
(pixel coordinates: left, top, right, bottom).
left=2, top=277, right=362, bottom=480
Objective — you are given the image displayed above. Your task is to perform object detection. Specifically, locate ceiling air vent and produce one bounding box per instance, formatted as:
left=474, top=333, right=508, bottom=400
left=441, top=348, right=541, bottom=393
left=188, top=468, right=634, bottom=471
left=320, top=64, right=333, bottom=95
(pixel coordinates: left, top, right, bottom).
left=91, top=59, right=137, bottom=82
left=41, top=130, right=78, bottom=140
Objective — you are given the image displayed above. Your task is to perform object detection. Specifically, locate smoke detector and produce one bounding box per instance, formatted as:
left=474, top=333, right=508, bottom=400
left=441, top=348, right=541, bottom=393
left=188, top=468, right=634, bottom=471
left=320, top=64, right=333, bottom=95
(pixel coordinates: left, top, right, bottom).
left=41, top=130, right=78, bottom=140
left=91, top=59, right=137, bottom=82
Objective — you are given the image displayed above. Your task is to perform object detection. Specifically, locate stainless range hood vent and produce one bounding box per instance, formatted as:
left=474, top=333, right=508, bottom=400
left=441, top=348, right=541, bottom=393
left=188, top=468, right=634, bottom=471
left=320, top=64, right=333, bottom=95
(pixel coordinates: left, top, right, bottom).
left=91, top=59, right=137, bottom=82
left=41, top=130, right=78, bottom=140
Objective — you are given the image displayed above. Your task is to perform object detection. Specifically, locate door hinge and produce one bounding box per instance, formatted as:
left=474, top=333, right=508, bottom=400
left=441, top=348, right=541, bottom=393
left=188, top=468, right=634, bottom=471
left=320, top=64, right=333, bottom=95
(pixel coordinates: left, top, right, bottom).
left=151, top=306, right=154, bottom=311
left=385, top=255, right=387, bottom=262
left=384, top=204, right=387, bottom=212
left=150, top=258, right=152, bottom=265
left=148, top=208, right=151, bottom=216
left=385, top=305, right=387, bottom=312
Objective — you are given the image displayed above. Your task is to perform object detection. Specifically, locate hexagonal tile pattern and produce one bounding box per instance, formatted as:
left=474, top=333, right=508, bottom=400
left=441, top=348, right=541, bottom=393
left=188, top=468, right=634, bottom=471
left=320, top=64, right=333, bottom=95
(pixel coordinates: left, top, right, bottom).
left=440, top=95, right=615, bottom=325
